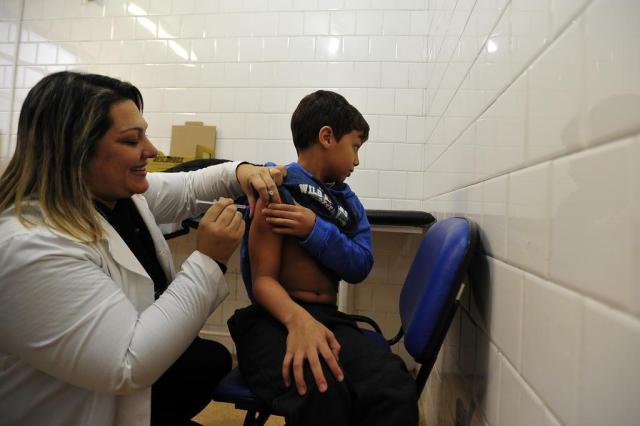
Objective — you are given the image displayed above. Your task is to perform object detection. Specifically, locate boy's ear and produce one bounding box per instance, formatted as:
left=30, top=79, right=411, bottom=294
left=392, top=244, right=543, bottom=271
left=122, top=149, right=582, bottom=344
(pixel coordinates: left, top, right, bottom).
left=318, top=126, right=333, bottom=149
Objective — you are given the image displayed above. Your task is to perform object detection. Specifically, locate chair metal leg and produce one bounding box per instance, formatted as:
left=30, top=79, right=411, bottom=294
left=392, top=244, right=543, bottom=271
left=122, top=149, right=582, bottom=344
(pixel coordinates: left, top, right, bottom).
left=242, top=409, right=271, bottom=426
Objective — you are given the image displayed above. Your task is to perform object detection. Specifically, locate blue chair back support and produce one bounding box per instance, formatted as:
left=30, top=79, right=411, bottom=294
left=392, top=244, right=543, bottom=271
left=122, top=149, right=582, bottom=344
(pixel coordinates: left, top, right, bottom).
left=401, top=217, right=476, bottom=392
left=401, top=217, right=472, bottom=358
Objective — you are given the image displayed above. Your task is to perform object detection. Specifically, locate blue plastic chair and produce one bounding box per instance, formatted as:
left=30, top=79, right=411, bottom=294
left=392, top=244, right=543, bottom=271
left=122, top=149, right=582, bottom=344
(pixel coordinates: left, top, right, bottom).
left=213, top=217, right=477, bottom=425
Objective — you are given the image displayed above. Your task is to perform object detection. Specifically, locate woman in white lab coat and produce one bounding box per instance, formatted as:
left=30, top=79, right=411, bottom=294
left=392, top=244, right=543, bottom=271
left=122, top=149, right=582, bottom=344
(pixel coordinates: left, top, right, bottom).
left=0, top=71, right=283, bottom=426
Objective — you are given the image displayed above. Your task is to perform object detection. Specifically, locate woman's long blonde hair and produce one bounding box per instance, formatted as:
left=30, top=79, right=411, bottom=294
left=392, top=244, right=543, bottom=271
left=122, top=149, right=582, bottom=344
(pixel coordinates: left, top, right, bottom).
left=0, top=71, right=143, bottom=242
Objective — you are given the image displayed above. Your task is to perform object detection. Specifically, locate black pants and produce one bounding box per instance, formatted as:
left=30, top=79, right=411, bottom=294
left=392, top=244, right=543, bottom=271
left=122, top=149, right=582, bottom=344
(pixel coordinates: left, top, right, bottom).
left=151, top=337, right=232, bottom=426
left=228, top=303, right=418, bottom=426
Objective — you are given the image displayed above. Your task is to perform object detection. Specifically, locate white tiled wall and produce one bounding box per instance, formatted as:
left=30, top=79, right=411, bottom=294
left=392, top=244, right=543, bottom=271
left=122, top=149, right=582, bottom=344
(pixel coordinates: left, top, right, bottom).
left=422, top=0, right=640, bottom=425
left=2, top=0, right=639, bottom=424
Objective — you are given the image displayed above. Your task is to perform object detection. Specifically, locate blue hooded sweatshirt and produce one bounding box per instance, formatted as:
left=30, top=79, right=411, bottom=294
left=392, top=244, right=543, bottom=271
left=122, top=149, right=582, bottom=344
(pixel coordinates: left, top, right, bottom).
left=240, top=162, right=373, bottom=302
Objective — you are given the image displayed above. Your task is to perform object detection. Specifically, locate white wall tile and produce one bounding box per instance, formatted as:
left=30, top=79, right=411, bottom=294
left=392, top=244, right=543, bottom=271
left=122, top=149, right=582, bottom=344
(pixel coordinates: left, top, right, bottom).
left=475, top=75, right=527, bottom=179
left=474, top=335, right=501, bottom=425
left=330, top=11, right=356, bottom=35
left=223, top=63, right=251, bottom=86
left=36, top=43, right=57, bottom=65
left=391, top=199, right=422, bottom=210
left=353, top=61, right=381, bottom=87
left=507, top=162, right=550, bottom=276
left=180, top=15, right=205, bottom=39
left=262, top=37, right=288, bottom=61
left=377, top=115, right=406, bottom=141
left=366, top=88, right=395, bottom=114
left=395, top=88, right=423, bottom=115
left=369, top=36, right=397, bottom=60
left=237, top=38, right=263, bottom=62
left=487, top=258, right=523, bottom=369
left=381, top=62, right=408, bottom=88
left=304, top=12, right=330, bottom=35
left=498, top=350, right=552, bottom=426
left=393, top=143, right=422, bottom=171
left=356, top=10, right=383, bottom=35
left=548, top=0, right=589, bottom=35
left=580, top=299, right=640, bottom=426
left=550, top=138, right=639, bottom=315
left=521, top=273, right=581, bottom=426
left=277, top=12, right=304, bottom=35
left=342, top=36, right=369, bottom=61
left=288, top=36, right=316, bottom=59
left=267, top=0, right=293, bottom=10
left=258, top=88, right=286, bottom=113
left=481, top=175, right=508, bottom=259
left=326, top=61, right=354, bottom=86
left=397, top=36, right=425, bottom=61
left=214, top=38, right=239, bottom=61
left=378, top=171, right=407, bottom=199
left=347, top=169, right=380, bottom=198
left=383, top=11, right=411, bottom=35
left=164, top=88, right=210, bottom=112
left=527, top=17, right=585, bottom=162
left=145, top=40, right=170, bottom=63
left=498, top=357, right=521, bottom=426
left=583, top=0, right=640, bottom=146
left=362, top=142, right=393, bottom=170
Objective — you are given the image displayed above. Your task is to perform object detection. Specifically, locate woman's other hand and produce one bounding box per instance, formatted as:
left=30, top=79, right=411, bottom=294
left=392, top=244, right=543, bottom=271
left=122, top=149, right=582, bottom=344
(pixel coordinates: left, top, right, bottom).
left=196, top=198, right=245, bottom=265
left=235, top=164, right=286, bottom=217
left=263, top=203, right=316, bottom=239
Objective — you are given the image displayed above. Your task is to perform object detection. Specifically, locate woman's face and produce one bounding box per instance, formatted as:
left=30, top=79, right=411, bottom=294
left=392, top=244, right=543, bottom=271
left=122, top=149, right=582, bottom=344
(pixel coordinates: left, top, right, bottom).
left=85, top=99, right=157, bottom=208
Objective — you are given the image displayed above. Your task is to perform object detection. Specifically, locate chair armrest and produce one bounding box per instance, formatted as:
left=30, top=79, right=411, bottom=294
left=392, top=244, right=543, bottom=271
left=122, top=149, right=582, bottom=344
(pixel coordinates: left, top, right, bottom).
left=347, top=314, right=405, bottom=347
left=348, top=314, right=384, bottom=335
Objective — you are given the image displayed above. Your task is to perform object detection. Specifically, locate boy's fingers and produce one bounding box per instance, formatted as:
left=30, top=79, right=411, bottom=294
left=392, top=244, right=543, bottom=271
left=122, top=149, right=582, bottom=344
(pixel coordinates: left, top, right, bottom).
left=282, top=352, right=293, bottom=388
left=307, top=353, right=328, bottom=393
left=266, top=203, right=296, bottom=211
left=264, top=210, right=300, bottom=221
left=293, top=356, right=307, bottom=395
left=264, top=217, right=295, bottom=227
left=321, top=341, right=343, bottom=382
left=328, top=337, right=341, bottom=361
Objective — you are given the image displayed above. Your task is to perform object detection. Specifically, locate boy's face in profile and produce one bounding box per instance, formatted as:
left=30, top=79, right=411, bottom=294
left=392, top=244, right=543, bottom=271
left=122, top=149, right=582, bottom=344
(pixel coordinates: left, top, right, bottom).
left=324, top=130, right=365, bottom=183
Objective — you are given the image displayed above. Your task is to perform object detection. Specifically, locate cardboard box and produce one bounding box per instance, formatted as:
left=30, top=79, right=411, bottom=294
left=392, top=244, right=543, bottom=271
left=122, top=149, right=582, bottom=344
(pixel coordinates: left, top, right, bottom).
left=170, top=121, right=216, bottom=158
left=146, top=154, right=185, bottom=172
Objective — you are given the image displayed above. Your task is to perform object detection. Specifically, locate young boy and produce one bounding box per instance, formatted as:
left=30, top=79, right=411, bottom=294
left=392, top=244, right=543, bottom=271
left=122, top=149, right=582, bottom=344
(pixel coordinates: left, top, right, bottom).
left=228, top=91, right=418, bottom=426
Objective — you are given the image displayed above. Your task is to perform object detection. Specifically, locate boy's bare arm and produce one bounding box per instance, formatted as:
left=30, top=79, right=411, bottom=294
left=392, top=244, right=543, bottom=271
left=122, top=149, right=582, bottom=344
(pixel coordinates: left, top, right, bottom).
left=262, top=202, right=373, bottom=283
left=249, top=198, right=344, bottom=396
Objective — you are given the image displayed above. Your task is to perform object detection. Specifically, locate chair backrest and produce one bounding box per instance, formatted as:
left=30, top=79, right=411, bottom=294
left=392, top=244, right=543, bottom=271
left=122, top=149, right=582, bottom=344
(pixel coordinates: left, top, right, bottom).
left=399, top=217, right=476, bottom=392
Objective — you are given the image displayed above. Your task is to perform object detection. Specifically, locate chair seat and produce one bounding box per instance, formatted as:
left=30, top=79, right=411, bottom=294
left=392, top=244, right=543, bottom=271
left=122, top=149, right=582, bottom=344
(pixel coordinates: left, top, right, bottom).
left=213, top=368, right=254, bottom=400
left=213, top=367, right=284, bottom=417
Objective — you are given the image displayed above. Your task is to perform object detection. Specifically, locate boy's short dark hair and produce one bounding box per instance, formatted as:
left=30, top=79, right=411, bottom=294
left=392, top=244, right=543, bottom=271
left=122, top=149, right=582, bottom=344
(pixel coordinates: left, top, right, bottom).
left=290, top=90, right=369, bottom=153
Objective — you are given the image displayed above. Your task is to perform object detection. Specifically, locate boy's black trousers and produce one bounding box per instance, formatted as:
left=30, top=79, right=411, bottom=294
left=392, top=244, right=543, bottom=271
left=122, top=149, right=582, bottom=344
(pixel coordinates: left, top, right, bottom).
left=229, top=302, right=419, bottom=426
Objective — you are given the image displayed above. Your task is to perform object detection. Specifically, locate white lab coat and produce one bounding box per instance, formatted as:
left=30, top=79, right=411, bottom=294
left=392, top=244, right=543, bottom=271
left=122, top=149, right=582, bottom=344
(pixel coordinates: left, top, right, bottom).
left=0, top=161, right=243, bottom=426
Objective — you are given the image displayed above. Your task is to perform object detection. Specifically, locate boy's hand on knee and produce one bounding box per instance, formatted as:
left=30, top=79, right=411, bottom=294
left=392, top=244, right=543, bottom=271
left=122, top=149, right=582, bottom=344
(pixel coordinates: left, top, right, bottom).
left=282, top=313, right=343, bottom=396
left=262, top=203, right=316, bottom=239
